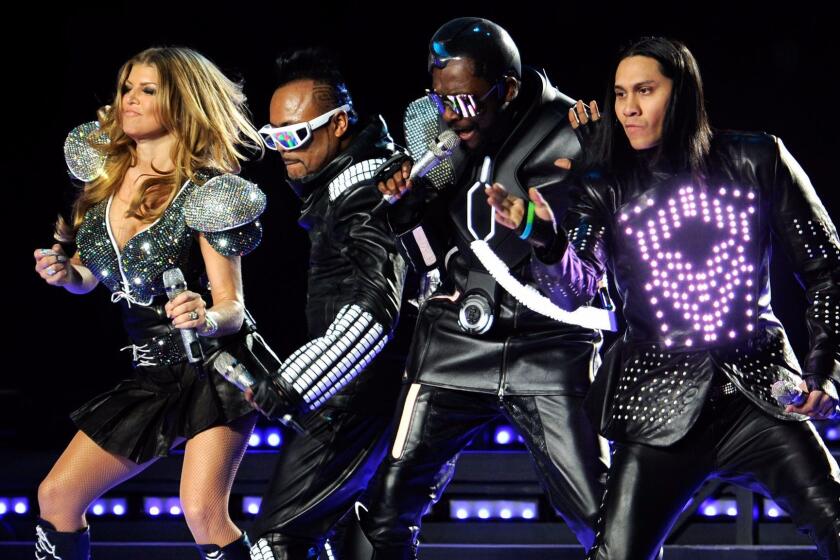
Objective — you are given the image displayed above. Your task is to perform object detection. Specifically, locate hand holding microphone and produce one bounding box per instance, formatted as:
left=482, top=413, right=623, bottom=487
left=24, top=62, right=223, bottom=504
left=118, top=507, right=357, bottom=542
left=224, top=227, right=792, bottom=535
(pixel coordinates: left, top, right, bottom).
left=163, top=268, right=206, bottom=364
left=212, top=351, right=305, bottom=433
left=376, top=129, right=460, bottom=203
left=773, top=376, right=840, bottom=419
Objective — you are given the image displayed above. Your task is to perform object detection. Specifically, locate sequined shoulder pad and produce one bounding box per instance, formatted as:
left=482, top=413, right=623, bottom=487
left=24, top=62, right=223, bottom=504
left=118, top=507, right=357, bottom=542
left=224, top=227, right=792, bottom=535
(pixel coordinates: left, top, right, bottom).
left=183, top=174, right=266, bottom=233
left=64, top=121, right=110, bottom=182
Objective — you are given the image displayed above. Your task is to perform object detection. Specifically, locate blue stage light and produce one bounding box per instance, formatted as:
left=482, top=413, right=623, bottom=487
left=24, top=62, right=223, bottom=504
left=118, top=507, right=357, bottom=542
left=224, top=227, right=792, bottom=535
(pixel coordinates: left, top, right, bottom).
left=144, top=498, right=163, bottom=516
left=91, top=502, right=105, bottom=516
left=243, top=497, right=262, bottom=515
left=449, top=499, right=539, bottom=521
left=763, top=499, right=788, bottom=519
left=13, top=499, right=28, bottom=514
left=266, top=430, right=282, bottom=447
left=493, top=426, right=514, bottom=445
left=249, top=431, right=262, bottom=447
left=165, top=498, right=182, bottom=516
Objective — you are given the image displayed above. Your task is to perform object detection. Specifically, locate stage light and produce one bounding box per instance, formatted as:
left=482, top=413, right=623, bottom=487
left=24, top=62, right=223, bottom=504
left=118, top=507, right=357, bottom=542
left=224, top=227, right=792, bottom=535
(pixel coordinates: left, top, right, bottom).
left=144, top=498, right=163, bottom=517
left=449, top=499, right=539, bottom=521
left=166, top=498, right=182, bottom=516
left=266, top=429, right=282, bottom=447
left=763, top=499, right=788, bottom=519
left=249, top=430, right=262, bottom=447
left=493, top=426, right=514, bottom=445
left=243, top=497, right=262, bottom=515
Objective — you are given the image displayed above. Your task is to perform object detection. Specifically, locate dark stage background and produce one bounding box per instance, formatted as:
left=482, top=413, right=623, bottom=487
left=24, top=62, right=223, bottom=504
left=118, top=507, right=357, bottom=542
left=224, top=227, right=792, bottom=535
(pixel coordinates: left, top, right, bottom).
left=4, top=2, right=838, bottom=452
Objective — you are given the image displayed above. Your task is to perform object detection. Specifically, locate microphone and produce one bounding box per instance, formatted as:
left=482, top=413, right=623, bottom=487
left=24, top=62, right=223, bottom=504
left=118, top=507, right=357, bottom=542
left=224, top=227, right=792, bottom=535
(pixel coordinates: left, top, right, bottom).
left=212, top=351, right=256, bottom=391
left=212, top=351, right=305, bottom=434
left=162, top=268, right=204, bottom=364
left=408, top=129, right=460, bottom=182
left=380, top=130, right=460, bottom=205
left=771, top=379, right=806, bottom=407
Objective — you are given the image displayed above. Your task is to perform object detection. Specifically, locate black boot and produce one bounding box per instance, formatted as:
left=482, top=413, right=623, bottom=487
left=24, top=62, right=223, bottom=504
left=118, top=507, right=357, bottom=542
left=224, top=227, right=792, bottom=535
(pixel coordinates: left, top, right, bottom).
left=196, top=533, right=252, bottom=559
left=35, top=518, right=90, bottom=560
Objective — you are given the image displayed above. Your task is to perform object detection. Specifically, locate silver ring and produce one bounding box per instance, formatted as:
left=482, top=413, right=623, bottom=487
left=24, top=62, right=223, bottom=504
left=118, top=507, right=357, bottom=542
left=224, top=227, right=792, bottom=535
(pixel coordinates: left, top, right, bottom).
left=189, top=310, right=199, bottom=321
left=46, top=266, right=56, bottom=276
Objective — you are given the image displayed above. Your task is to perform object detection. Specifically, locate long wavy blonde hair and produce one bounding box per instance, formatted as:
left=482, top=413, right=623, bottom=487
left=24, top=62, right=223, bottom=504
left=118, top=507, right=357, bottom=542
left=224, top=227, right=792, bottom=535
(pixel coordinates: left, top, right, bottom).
left=57, top=47, right=264, bottom=242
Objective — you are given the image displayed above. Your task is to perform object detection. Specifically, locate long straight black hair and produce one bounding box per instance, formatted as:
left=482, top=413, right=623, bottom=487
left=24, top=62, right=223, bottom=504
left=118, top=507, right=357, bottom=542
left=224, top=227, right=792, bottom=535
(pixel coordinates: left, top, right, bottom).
left=593, top=37, right=713, bottom=178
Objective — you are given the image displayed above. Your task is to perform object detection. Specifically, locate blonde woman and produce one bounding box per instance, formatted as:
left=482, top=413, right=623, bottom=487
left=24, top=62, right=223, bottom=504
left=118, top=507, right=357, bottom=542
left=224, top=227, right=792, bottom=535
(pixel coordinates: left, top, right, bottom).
left=33, top=47, right=267, bottom=560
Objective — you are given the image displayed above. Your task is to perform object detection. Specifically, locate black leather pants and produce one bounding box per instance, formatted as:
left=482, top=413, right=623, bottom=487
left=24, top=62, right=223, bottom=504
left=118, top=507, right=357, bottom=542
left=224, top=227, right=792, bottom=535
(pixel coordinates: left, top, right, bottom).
left=587, top=391, right=840, bottom=560
left=248, top=405, right=393, bottom=559
left=361, top=383, right=609, bottom=559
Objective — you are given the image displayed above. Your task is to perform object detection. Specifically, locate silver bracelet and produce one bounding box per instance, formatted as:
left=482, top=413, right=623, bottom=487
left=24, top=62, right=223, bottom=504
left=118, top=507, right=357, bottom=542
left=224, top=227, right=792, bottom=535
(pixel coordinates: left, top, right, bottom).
left=200, top=312, right=220, bottom=337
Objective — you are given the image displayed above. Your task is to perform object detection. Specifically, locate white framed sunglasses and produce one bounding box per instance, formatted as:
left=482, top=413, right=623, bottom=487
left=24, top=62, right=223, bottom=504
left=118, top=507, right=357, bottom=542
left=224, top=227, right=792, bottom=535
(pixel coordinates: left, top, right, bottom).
left=259, top=104, right=351, bottom=151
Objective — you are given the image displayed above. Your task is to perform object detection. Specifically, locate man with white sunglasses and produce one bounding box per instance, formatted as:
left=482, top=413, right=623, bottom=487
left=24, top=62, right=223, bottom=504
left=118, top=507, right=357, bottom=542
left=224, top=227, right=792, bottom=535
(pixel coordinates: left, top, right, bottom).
left=246, top=47, right=411, bottom=560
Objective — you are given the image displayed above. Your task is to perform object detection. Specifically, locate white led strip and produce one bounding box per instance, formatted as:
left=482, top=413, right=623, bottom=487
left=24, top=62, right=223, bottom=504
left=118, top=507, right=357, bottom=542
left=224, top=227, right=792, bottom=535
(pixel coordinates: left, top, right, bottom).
left=467, top=156, right=617, bottom=332
left=277, top=304, right=388, bottom=409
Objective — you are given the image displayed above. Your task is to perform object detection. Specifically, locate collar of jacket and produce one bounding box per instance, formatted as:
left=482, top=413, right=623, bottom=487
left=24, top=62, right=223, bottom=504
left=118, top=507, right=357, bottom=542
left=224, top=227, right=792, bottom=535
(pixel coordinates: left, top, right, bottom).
left=288, top=115, right=394, bottom=201
left=475, top=66, right=566, bottom=158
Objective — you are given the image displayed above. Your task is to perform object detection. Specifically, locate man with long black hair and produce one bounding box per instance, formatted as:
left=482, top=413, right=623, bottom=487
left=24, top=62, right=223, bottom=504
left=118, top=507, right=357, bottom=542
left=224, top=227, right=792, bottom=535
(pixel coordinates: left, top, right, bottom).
left=489, top=36, right=840, bottom=559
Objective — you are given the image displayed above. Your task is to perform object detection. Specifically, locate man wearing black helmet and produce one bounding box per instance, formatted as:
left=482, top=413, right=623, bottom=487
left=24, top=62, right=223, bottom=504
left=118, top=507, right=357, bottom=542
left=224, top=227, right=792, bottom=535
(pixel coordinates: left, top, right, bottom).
left=361, top=17, right=609, bottom=559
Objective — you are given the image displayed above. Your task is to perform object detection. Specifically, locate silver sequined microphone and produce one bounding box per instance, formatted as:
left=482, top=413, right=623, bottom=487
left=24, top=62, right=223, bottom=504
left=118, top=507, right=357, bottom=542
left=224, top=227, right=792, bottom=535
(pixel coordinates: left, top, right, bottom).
left=382, top=130, right=460, bottom=205
left=212, top=352, right=305, bottom=434
left=162, top=268, right=203, bottom=364
left=408, top=129, right=460, bottom=182
left=212, top=351, right=256, bottom=391
left=771, top=379, right=806, bottom=407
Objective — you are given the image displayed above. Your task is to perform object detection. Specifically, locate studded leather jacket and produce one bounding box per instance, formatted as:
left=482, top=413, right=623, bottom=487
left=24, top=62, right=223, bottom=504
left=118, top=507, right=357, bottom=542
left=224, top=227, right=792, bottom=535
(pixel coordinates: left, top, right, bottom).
left=533, top=131, right=840, bottom=445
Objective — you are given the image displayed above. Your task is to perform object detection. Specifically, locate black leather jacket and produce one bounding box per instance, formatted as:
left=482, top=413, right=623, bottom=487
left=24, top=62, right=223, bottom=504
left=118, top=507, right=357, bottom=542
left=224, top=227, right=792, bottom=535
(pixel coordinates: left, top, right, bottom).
left=534, top=131, right=840, bottom=445
left=391, top=68, right=602, bottom=396
left=285, top=116, right=408, bottom=413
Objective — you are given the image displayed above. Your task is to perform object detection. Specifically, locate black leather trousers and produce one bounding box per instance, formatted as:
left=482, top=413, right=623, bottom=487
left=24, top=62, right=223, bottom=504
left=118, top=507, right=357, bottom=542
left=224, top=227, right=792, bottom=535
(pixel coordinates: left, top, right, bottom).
left=361, top=384, right=609, bottom=559
left=587, top=391, right=840, bottom=560
left=248, top=405, right=393, bottom=560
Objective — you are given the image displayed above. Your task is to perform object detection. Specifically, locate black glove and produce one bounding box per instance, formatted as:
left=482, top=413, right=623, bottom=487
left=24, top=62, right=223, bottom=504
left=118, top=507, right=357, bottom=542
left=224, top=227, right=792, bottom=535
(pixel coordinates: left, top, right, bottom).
left=250, top=375, right=301, bottom=421
left=570, top=104, right=602, bottom=171
left=804, top=374, right=840, bottom=401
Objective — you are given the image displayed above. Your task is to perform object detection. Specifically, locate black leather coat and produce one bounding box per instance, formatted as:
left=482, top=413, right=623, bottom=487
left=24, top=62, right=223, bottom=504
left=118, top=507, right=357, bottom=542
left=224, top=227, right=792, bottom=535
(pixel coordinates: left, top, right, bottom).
left=392, top=68, right=603, bottom=396
left=291, top=116, right=408, bottom=412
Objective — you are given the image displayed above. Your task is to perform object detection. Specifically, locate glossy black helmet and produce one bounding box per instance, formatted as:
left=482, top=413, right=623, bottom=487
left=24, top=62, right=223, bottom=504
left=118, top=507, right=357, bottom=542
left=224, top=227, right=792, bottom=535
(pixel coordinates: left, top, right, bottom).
left=428, top=17, right=521, bottom=81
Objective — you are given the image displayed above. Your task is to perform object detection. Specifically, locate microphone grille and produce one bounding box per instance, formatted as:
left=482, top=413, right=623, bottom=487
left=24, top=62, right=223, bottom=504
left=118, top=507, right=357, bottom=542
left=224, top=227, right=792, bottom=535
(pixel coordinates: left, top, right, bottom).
left=213, top=351, right=237, bottom=373
left=403, top=96, right=456, bottom=190
left=162, top=267, right=185, bottom=290
left=437, top=129, right=460, bottom=151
